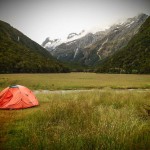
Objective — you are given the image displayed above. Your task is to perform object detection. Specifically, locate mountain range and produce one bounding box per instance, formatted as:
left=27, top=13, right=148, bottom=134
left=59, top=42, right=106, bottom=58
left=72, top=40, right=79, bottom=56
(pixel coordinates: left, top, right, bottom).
left=42, top=13, right=149, bottom=69
left=0, top=13, right=149, bottom=74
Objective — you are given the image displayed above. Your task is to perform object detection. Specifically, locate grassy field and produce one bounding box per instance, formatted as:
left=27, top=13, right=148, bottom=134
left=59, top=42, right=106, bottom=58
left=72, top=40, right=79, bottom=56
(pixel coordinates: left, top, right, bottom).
left=0, top=73, right=150, bottom=149
left=0, top=90, right=150, bottom=149
left=0, top=73, right=150, bottom=90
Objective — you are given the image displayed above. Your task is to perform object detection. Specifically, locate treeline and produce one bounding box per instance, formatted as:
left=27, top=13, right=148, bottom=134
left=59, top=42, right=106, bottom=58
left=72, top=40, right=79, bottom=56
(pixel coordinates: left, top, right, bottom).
left=0, top=20, right=70, bottom=73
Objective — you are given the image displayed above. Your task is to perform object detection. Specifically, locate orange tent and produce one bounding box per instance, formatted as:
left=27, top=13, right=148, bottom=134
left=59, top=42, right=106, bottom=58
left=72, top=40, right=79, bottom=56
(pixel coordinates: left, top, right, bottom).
left=0, top=85, right=39, bottom=109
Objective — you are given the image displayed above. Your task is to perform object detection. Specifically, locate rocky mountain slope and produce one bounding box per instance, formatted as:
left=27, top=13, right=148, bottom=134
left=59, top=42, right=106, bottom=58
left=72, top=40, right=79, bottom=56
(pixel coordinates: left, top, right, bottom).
left=0, top=20, right=69, bottom=73
left=42, top=14, right=148, bottom=66
left=96, top=16, right=150, bottom=74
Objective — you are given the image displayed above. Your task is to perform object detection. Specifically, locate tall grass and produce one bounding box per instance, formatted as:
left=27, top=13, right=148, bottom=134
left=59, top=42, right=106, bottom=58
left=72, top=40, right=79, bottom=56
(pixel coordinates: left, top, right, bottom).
left=0, top=73, right=150, bottom=90
left=1, top=90, right=150, bottom=149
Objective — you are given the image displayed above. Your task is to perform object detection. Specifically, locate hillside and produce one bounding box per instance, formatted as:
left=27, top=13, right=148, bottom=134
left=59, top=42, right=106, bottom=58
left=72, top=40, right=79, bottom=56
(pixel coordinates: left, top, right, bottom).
left=0, top=20, right=69, bottom=73
left=96, top=16, right=150, bottom=74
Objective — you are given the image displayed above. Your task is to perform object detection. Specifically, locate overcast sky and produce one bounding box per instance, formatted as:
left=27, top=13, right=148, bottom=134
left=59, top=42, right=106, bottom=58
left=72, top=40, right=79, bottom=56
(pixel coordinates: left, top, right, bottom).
left=0, top=0, right=150, bottom=44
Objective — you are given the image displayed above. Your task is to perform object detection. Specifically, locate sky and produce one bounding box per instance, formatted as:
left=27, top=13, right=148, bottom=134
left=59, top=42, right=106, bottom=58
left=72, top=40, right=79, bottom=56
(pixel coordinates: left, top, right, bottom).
left=0, top=0, right=150, bottom=44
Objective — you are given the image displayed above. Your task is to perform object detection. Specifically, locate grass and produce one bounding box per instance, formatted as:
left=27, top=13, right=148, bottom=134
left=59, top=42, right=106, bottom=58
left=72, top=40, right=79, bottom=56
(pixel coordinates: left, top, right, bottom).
left=0, top=73, right=150, bottom=90
left=0, top=90, right=150, bottom=150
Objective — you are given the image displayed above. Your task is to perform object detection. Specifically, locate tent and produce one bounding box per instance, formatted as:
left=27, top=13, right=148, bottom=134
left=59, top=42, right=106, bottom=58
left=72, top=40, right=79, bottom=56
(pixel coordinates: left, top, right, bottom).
left=0, top=85, right=39, bottom=109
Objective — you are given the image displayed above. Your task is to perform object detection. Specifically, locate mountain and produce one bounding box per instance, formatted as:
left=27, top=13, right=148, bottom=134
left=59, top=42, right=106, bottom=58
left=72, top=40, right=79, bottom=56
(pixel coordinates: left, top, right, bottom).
left=95, top=16, right=150, bottom=74
left=42, top=30, right=87, bottom=52
left=0, top=20, right=70, bottom=73
left=42, top=14, right=148, bottom=67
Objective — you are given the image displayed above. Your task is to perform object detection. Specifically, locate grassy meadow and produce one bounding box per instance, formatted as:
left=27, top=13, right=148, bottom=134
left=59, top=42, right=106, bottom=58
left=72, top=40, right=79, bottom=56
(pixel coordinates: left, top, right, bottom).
left=0, top=73, right=150, bottom=149
left=0, top=73, right=150, bottom=90
left=0, top=91, right=150, bottom=149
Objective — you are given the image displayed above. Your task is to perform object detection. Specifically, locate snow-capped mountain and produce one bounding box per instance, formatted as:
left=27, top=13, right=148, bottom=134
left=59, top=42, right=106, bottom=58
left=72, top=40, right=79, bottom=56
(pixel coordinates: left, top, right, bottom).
left=42, top=13, right=148, bottom=66
left=67, top=30, right=86, bottom=39
left=42, top=30, right=87, bottom=52
left=42, top=38, right=62, bottom=52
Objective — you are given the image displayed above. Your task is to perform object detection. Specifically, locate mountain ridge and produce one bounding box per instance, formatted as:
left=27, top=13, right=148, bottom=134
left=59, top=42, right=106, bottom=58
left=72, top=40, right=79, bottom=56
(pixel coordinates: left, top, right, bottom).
left=0, top=20, right=70, bottom=73
left=96, top=16, right=150, bottom=74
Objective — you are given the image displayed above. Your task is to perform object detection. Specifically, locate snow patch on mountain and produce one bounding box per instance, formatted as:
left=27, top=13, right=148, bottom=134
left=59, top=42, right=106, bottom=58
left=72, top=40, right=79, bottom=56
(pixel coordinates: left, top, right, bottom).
left=97, top=38, right=108, bottom=53
left=43, top=30, right=87, bottom=50
left=74, top=48, right=79, bottom=59
left=125, top=21, right=135, bottom=28
left=64, top=30, right=87, bottom=43
left=97, top=38, right=108, bottom=59
left=44, top=39, right=62, bottom=49
left=66, top=41, right=76, bottom=45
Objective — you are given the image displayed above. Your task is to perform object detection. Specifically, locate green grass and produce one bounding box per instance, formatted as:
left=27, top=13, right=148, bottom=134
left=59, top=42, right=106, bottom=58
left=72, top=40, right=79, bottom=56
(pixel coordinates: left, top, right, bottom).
left=0, top=73, right=150, bottom=90
left=0, top=90, right=150, bottom=150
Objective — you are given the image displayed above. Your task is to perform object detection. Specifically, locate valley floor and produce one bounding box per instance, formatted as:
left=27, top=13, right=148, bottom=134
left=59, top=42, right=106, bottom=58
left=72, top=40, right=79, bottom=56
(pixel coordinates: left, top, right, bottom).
left=0, top=90, right=150, bottom=149
left=0, top=73, right=150, bottom=149
left=0, top=73, right=150, bottom=91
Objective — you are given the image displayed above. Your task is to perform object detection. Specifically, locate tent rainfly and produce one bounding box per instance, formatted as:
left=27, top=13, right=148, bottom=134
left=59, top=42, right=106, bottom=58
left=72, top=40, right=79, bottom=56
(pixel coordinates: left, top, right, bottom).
left=0, top=85, right=39, bottom=109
